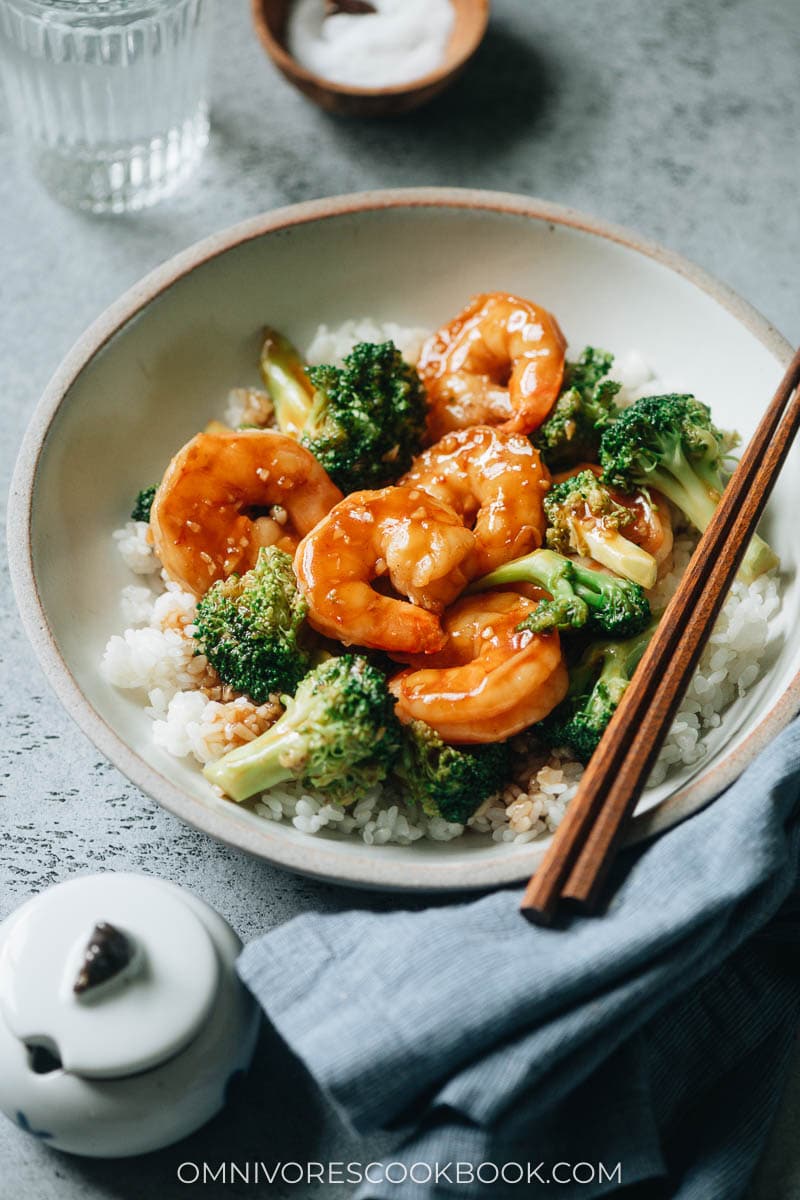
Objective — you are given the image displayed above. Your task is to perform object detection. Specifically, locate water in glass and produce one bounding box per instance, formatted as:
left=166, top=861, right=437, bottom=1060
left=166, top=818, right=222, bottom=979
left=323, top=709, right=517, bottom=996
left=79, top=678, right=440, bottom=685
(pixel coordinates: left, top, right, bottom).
left=0, top=0, right=214, bottom=213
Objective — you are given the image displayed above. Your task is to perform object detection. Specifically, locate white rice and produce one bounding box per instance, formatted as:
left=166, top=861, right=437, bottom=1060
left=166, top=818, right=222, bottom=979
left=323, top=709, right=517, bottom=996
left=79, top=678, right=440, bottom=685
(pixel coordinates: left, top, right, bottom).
left=153, top=691, right=282, bottom=763
left=306, top=318, right=429, bottom=368
left=101, top=323, right=783, bottom=847
left=113, top=520, right=161, bottom=576
left=224, top=387, right=274, bottom=429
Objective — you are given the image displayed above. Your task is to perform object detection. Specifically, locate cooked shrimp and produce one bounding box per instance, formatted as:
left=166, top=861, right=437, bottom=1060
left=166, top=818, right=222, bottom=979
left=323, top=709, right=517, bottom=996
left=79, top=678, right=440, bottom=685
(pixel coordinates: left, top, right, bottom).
left=552, top=462, right=674, bottom=576
left=389, top=592, right=569, bottom=743
left=293, top=486, right=477, bottom=655
left=418, top=292, right=567, bottom=440
left=399, top=425, right=550, bottom=578
left=151, top=430, right=342, bottom=595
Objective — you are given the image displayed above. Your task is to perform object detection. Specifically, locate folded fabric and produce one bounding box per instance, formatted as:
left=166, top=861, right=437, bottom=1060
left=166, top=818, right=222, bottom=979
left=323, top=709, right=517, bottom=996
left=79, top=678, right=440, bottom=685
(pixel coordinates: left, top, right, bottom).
left=238, top=718, right=800, bottom=1199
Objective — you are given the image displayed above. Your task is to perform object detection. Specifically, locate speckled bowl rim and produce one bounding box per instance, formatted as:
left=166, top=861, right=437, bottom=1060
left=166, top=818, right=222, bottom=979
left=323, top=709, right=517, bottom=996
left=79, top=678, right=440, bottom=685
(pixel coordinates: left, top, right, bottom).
left=8, top=187, right=797, bottom=892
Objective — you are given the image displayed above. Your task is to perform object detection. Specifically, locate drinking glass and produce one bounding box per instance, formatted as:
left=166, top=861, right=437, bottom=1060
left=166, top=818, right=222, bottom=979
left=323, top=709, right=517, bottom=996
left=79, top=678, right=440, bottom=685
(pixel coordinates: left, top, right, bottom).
left=0, top=0, right=214, bottom=214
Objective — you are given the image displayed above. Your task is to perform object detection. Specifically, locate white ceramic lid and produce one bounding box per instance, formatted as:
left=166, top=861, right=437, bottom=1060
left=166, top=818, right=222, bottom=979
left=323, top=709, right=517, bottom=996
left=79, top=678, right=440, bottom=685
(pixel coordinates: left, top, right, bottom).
left=0, top=874, right=219, bottom=1079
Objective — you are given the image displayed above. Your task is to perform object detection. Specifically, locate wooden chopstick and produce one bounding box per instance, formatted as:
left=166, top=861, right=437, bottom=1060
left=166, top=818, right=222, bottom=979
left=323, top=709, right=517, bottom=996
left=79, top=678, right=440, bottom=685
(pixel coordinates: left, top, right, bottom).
left=521, top=345, right=800, bottom=925
left=561, top=351, right=800, bottom=908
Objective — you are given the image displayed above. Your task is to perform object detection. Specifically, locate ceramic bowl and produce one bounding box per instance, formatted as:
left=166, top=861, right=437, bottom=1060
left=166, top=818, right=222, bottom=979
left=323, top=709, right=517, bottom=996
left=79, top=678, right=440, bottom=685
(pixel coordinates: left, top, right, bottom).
left=251, top=0, right=490, bottom=117
left=8, top=188, right=798, bottom=891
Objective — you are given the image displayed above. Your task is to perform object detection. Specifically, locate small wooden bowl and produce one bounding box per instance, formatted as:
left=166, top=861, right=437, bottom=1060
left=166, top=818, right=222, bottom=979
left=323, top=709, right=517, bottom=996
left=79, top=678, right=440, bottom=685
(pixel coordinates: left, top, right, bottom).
left=252, top=0, right=490, bottom=117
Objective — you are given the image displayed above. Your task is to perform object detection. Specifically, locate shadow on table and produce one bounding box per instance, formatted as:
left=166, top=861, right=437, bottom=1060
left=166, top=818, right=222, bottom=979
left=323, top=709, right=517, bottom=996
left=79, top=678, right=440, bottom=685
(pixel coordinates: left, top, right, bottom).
left=53, top=1020, right=377, bottom=1199
left=207, top=21, right=557, bottom=194
left=354, top=21, right=558, bottom=160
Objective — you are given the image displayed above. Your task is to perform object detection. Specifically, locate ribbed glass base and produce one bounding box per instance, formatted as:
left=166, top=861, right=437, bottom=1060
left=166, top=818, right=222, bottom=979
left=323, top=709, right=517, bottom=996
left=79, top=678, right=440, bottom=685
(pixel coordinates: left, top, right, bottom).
left=30, top=103, right=209, bottom=214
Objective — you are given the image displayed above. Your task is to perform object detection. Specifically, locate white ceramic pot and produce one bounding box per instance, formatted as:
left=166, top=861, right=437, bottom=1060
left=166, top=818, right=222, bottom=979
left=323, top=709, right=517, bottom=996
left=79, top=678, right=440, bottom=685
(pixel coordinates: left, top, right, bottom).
left=0, top=873, right=260, bottom=1157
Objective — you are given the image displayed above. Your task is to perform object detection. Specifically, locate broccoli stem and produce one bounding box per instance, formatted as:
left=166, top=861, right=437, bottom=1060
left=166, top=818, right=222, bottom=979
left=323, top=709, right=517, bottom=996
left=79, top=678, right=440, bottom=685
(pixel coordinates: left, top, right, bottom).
left=204, top=727, right=301, bottom=802
left=589, top=620, right=655, bottom=700
left=471, top=548, right=651, bottom=638
left=204, top=692, right=317, bottom=802
left=599, top=622, right=653, bottom=682
left=468, top=548, right=590, bottom=628
left=576, top=525, right=657, bottom=589
left=259, top=328, right=315, bottom=438
left=470, top=548, right=565, bottom=594
left=646, top=463, right=778, bottom=584
left=579, top=624, right=653, bottom=728
left=542, top=619, right=657, bottom=760
left=739, top=535, right=780, bottom=583
left=473, top=548, right=622, bottom=610
left=571, top=562, right=623, bottom=610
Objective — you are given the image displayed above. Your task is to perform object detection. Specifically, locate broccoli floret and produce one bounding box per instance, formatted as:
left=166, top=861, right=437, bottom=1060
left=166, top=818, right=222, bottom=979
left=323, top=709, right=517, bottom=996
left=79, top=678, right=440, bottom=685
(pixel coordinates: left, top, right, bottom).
left=471, top=548, right=651, bottom=638
left=544, top=470, right=658, bottom=588
left=302, top=341, right=427, bottom=492
left=259, top=330, right=427, bottom=492
left=204, top=654, right=402, bottom=804
left=566, top=347, right=617, bottom=396
left=600, top=394, right=778, bottom=582
left=193, top=547, right=311, bottom=704
left=533, top=347, right=622, bottom=470
left=395, top=720, right=510, bottom=825
left=259, top=327, right=317, bottom=438
left=131, top=486, right=157, bottom=523
left=538, top=622, right=656, bottom=762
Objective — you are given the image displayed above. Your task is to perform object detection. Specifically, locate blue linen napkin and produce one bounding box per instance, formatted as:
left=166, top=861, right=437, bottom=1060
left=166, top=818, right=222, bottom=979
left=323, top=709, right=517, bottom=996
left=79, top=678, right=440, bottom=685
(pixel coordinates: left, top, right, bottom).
left=238, top=718, right=800, bottom=1199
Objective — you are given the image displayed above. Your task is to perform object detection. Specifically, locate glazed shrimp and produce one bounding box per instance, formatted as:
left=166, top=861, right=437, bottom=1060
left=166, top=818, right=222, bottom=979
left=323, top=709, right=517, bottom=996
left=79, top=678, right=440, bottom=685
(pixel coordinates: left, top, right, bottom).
left=418, top=293, right=567, bottom=440
left=389, top=592, right=569, bottom=743
left=399, top=425, right=550, bottom=578
left=293, top=486, right=476, bottom=655
left=552, top=463, right=674, bottom=578
left=151, top=430, right=343, bottom=596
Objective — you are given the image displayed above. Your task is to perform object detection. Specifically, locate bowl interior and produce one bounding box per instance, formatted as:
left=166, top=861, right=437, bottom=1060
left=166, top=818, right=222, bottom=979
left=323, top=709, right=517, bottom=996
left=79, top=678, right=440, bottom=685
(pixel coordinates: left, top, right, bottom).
left=22, top=198, right=798, bottom=889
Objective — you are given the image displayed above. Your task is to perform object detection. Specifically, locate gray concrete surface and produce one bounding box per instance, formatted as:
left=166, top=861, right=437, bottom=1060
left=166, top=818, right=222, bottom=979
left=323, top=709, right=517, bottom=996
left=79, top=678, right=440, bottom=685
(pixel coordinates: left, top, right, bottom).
left=1, top=1, right=799, bottom=1196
